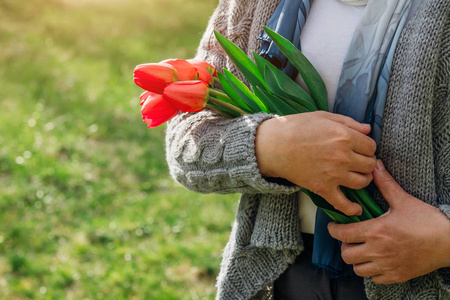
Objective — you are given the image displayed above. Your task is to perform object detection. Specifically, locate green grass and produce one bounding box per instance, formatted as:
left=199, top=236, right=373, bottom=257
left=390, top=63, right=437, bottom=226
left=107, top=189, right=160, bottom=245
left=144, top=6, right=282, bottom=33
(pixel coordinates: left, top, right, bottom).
left=0, top=0, right=239, bottom=299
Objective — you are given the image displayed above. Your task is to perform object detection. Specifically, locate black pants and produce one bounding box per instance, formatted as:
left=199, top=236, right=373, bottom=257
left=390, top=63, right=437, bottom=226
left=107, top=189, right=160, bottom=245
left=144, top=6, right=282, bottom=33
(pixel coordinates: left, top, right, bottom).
left=273, top=234, right=368, bottom=300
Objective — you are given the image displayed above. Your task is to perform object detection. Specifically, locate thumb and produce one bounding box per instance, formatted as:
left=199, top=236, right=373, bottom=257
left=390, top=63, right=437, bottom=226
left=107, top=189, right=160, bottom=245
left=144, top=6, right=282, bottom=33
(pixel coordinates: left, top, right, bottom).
left=373, top=160, right=405, bottom=207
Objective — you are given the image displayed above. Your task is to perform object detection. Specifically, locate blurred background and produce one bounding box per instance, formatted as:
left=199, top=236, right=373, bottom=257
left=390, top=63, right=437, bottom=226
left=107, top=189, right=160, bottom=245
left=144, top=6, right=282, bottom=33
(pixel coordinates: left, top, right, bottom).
left=0, top=0, right=240, bottom=299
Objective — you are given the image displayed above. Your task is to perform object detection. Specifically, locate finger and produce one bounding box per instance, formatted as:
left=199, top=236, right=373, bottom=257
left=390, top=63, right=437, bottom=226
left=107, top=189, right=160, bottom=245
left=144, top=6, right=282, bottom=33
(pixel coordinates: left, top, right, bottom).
left=348, top=153, right=377, bottom=173
left=325, top=113, right=371, bottom=135
left=341, top=172, right=373, bottom=190
left=327, top=221, right=371, bottom=244
left=325, top=187, right=362, bottom=216
left=373, top=160, right=405, bottom=207
left=349, top=131, right=377, bottom=157
left=348, top=154, right=377, bottom=174
left=341, top=243, right=371, bottom=265
left=353, top=262, right=382, bottom=278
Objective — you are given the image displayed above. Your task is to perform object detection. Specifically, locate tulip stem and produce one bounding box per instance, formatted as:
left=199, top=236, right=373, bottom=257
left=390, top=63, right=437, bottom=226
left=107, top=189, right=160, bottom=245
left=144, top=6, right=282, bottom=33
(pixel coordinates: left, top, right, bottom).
left=209, top=97, right=247, bottom=115
left=212, top=76, right=219, bottom=86
left=206, top=103, right=236, bottom=118
left=209, top=88, right=232, bottom=102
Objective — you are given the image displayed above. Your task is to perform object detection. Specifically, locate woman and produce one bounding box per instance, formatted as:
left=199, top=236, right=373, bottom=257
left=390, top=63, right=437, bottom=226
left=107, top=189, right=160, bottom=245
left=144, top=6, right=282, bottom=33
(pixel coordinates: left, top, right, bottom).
left=165, top=0, right=450, bottom=299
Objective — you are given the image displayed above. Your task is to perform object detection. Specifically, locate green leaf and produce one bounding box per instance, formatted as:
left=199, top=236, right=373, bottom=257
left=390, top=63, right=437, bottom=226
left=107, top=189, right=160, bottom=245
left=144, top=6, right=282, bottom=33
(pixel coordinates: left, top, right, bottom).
left=266, top=64, right=318, bottom=111
left=252, top=51, right=268, bottom=78
left=279, top=95, right=311, bottom=113
left=322, top=209, right=358, bottom=224
left=303, top=188, right=361, bottom=223
left=353, top=188, right=384, bottom=217
left=252, top=87, right=282, bottom=115
left=214, top=31, right=267, bottom=90
left=223, top=69, right=268, bottom=113
left=342, top=187, right=374, bottom=221
left=254, top=52, right=318, bottom=111
left=216, top=72, right=251, bottom=112
left=263, top=26, right=328, bottom=111
left=263, top=66, right=314, bottom=113
left=253, top=86, right=298, bottom=115
left=264, top=65, right=292, bottom=99
left=303, top=189, right=339, bottom=213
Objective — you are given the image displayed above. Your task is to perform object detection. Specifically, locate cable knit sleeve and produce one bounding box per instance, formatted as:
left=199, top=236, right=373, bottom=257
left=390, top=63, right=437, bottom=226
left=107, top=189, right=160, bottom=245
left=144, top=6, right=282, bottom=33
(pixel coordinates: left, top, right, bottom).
left=165, top=0, right=298, bottom=195
left=166, top=109, right=299, bottom=195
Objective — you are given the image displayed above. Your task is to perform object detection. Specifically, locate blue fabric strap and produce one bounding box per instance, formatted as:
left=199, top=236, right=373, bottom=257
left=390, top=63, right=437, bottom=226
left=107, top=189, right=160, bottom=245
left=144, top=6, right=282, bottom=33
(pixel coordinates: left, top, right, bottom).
left=258, top=0, right=313, bottom=79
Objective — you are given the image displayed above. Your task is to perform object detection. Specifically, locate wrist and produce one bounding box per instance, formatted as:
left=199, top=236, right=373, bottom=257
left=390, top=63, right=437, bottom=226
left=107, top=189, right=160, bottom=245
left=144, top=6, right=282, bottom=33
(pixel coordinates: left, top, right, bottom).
left=255, top=118, right=279, bottom=178
left=433, top=207, right=450, bottom=268
left=442, top=215, right=450, bottom=268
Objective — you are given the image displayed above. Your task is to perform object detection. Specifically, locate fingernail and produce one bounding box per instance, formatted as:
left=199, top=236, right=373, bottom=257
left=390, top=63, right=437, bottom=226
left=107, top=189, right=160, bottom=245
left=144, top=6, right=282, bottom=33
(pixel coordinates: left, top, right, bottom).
left=376, top=160, right=384, bottom=170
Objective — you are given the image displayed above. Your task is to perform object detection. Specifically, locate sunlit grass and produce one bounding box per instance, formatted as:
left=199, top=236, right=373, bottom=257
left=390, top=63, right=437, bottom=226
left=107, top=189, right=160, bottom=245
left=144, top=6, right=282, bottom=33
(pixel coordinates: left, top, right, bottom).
left=0, top=0, right=239, bottom=299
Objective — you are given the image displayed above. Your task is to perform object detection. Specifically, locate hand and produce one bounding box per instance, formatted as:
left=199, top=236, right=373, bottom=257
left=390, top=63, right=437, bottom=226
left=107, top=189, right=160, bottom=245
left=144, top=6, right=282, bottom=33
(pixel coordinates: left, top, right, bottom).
left=255, top=111, right=377, bottom=216
left=328, top=160, right=450, bottom=284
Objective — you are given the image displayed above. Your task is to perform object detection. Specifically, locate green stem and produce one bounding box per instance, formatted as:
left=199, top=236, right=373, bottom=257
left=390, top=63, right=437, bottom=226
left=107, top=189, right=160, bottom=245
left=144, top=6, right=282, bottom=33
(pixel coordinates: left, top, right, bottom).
left=212, top=75, right=219, bottom=86
left=206, top=103, right=235, bottom=118
left=209, top=96, right=247, bottom=115
left=209, top=88, right=232, bottom=102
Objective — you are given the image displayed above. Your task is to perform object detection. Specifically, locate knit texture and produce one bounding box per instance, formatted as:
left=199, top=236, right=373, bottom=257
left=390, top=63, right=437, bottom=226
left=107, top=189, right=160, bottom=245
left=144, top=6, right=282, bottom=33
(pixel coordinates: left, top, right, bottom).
left=165, top=0, right=450, bottom=299
left=366, top=2, right=450, bottom=298
left=442, top=205, right=450, bottom=219
left=166, top=111, right=301, bottom=195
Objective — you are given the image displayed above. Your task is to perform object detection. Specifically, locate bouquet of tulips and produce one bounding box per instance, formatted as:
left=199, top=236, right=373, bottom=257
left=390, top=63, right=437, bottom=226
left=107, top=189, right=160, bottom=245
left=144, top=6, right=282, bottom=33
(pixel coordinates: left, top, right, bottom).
left=133, top=27, right=384, bottom=223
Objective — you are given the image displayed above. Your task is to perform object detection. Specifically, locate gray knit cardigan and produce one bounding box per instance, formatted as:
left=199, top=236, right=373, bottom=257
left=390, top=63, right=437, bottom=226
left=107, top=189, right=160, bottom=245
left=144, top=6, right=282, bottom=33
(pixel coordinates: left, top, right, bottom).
left=165, top=0, right=450, bottom=299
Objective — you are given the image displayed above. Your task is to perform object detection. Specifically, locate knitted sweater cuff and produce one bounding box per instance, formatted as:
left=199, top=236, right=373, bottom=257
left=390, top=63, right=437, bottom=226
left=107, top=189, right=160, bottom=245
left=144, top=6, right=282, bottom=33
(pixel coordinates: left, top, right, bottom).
left=166, top=110, right=300, bottom=195
left=439, top=205, right=450, bottom=219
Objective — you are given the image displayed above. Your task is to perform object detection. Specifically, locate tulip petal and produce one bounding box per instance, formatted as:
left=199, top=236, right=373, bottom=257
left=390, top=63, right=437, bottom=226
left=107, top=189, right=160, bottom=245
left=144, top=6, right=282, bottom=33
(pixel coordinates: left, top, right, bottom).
left=195, top=67, right=213, bottom=85
left=161, top=59, right=198, bottom=81
left=141, top=92, right=180, bottom=128
left=134, top=63, right=177, bottom=94
left=163, top=80, right=209, bottom=113
left=187, top=59, right=216, bottom=75
left=140, top=91, right=152, bottom=105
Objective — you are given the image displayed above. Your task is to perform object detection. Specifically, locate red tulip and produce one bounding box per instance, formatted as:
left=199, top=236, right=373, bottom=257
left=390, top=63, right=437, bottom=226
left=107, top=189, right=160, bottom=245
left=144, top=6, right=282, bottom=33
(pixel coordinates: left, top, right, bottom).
left=140, top=91, right=152, bottom=105
left=161, top=59, right=198, bottom=81
left=141, top=91, right=179, bottom=128
left=134, top=63, right=177, bottom=94
left=195, top=67, right=213, bottom=85
left=163, top=80, right=209, bottom=113
left=187, top=59, right=216, bottom=76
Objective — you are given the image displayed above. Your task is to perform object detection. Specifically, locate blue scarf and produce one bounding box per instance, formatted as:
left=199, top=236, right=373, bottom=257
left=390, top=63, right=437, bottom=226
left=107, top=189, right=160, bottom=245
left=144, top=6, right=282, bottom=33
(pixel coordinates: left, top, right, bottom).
left=258, top=0, right=312, bottom=79
left=259, top=0, right=413, bottom=278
